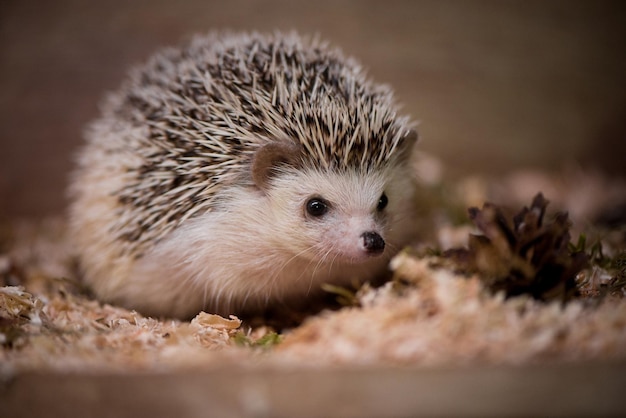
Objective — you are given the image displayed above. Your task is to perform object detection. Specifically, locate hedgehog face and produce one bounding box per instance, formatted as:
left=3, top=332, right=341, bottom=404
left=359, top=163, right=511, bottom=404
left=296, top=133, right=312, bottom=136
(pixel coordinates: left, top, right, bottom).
left=266, top=167, right=401, bottom=264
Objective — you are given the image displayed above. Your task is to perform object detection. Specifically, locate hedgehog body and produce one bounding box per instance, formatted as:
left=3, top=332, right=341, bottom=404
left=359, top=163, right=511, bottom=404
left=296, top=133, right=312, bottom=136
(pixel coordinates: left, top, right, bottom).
left=69, top=32, right=418, bottom=318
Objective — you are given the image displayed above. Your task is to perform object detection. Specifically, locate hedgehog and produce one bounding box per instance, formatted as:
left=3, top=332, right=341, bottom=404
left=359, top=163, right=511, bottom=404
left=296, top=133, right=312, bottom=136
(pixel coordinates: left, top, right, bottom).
left=68, top=32, right=419, bottom=318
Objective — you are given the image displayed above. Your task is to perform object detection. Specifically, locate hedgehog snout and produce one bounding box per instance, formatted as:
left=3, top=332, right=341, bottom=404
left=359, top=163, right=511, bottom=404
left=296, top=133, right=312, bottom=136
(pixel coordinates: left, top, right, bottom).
left=360, top=231, right=385, bottom=255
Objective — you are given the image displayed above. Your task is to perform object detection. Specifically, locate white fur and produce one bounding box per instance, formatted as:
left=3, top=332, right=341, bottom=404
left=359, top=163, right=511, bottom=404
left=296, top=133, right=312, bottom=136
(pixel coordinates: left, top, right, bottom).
left=72, top=163, right=416, bottom=318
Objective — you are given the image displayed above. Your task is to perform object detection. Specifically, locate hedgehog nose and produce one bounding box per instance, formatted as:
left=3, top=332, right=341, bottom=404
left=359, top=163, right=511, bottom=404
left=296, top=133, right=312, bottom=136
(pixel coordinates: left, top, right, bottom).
left=361, top=231, right=385, bottom=254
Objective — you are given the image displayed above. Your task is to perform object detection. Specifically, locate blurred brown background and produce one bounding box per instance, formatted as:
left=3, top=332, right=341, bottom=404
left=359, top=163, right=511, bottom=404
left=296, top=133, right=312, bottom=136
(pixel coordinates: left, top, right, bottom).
left=1, top=0, right=625, bottom=220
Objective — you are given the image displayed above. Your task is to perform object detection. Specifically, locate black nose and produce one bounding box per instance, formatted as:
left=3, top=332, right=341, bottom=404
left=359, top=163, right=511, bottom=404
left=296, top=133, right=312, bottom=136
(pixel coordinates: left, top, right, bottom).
left=361, top=231, right=385, bottom=254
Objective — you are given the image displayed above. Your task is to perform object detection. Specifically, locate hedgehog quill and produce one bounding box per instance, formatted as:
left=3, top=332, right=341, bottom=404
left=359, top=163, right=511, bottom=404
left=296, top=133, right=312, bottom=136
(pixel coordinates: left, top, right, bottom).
left=69, top=32, right=419, bottom=318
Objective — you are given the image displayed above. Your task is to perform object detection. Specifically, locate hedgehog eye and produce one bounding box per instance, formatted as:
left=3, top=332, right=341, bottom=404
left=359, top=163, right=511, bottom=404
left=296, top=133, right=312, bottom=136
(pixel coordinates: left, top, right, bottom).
left=306, top=198, right=329, bottom=217
left=377, top=193, right=388, bottom=211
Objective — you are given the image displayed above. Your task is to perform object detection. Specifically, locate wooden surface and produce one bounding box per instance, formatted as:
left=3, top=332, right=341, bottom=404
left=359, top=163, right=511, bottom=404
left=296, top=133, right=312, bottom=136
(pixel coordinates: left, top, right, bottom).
left=2, top=362, right=625, bottom=417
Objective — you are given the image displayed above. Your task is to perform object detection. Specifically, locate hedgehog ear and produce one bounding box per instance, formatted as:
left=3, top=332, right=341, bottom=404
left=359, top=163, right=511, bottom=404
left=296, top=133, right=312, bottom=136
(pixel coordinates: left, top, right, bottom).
left=252, top=141, right=302, bottom=190
left=395, top=129, right=419, bottom=162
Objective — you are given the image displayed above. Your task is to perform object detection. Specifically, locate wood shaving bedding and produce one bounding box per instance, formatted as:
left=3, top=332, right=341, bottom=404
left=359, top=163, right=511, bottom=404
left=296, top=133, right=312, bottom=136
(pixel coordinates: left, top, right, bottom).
left=1, top=171, right=625, bottom=376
